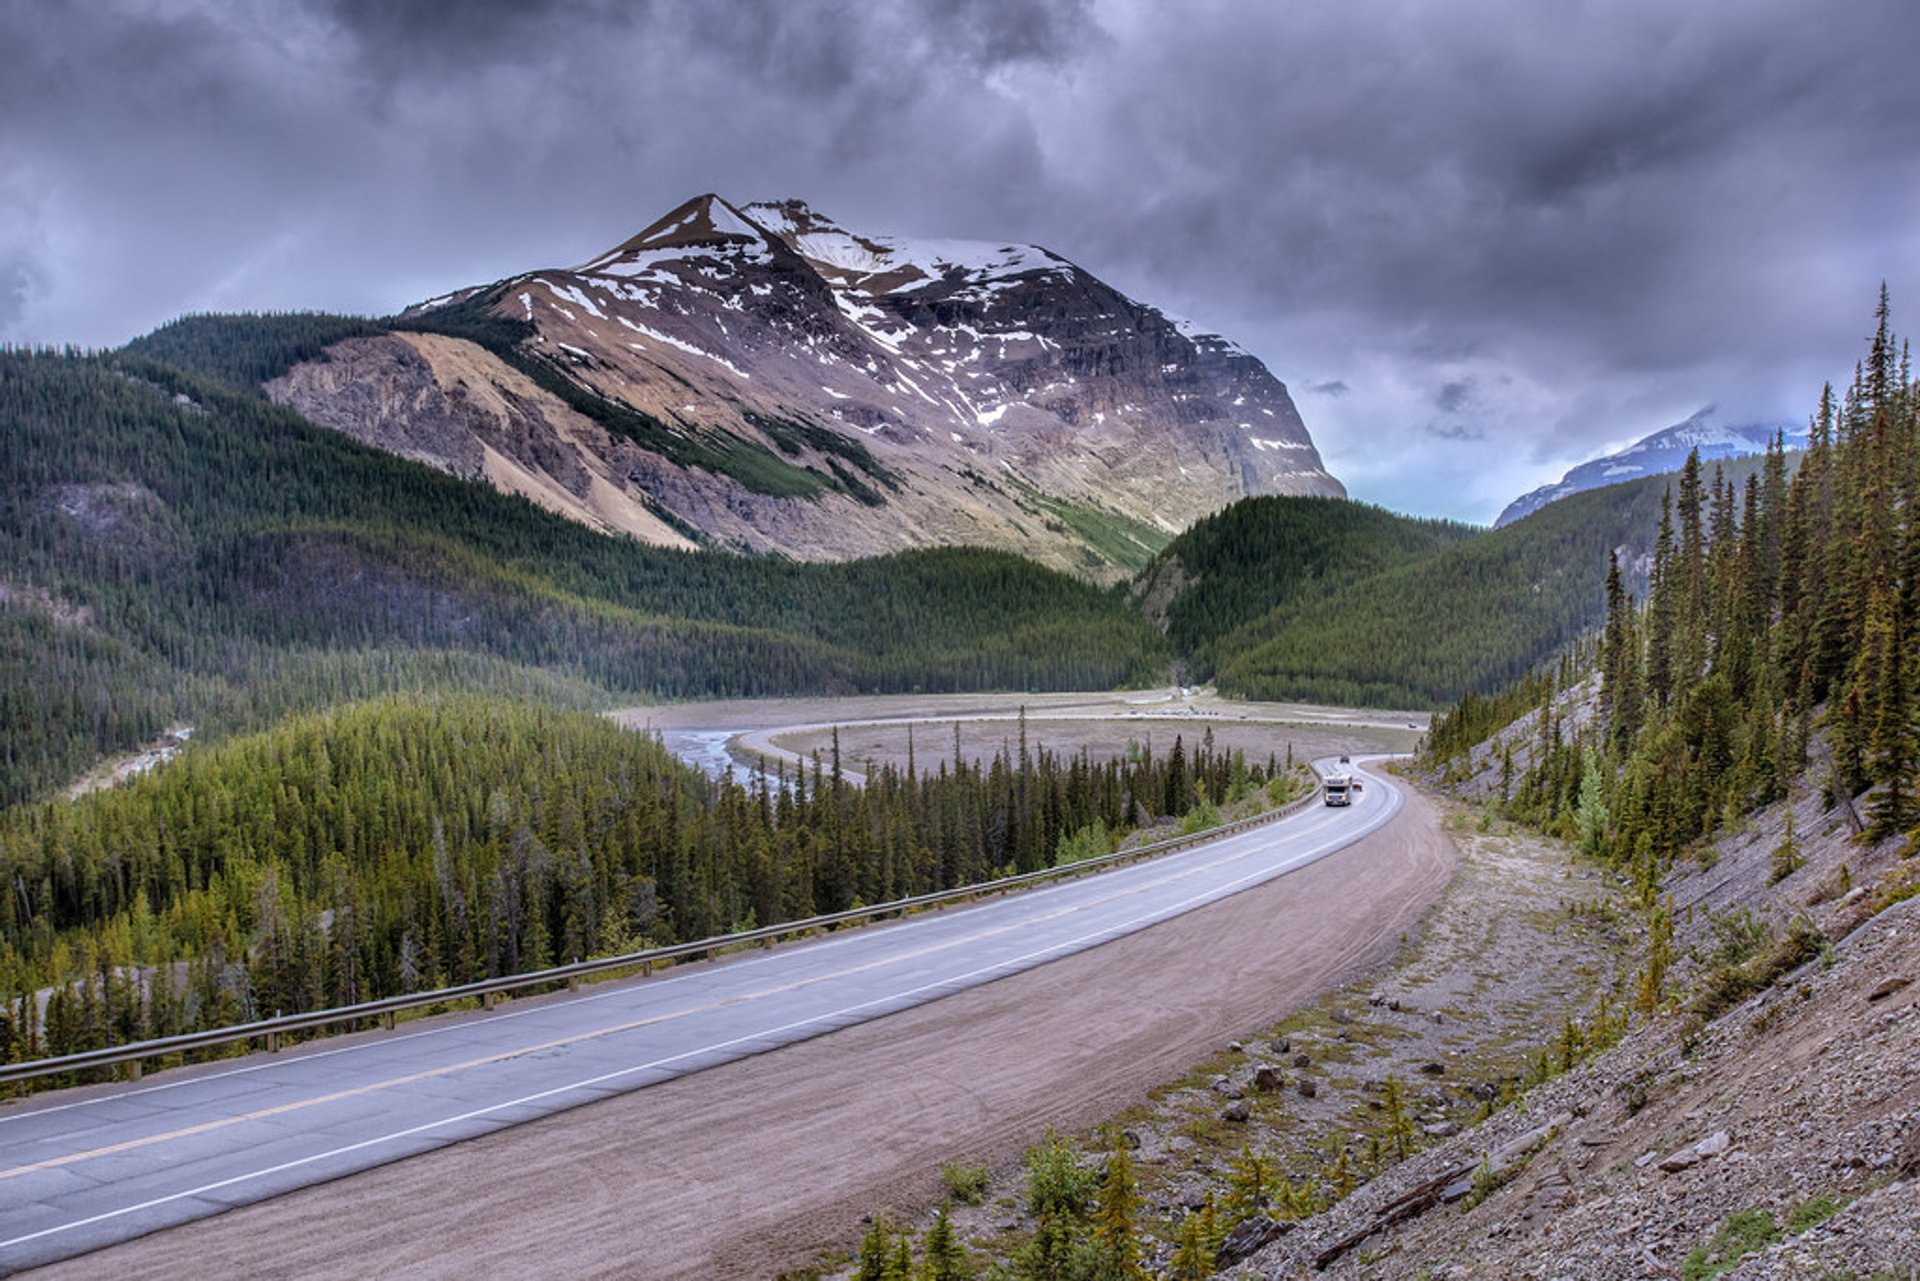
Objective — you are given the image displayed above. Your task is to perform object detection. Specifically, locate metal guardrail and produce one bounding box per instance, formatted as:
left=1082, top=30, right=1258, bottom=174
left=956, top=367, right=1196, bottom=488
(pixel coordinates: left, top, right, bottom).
left=0, top=784, right=1325, bottom=1086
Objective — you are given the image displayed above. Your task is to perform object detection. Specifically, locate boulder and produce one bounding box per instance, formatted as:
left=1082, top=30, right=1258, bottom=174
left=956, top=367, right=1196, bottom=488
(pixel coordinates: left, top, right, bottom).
left=1216, top=1216, right=1288, bottom=1266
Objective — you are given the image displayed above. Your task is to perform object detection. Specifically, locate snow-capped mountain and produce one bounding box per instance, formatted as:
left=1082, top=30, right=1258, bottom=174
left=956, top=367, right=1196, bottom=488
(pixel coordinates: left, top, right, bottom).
left=1494, top=408, right=1802, bottom=528
left=268, top=194, right=1342, bottom=577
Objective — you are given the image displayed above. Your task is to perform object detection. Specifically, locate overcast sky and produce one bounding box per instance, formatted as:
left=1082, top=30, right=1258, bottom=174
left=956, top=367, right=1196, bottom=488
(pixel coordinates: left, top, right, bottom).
left=5, top=0, right=1918, bottom=523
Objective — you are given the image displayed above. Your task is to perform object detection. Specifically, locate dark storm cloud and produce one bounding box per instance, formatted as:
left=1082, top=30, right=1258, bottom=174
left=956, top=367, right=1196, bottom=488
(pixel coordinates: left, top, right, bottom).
left=3, top=0, right=1917, bottom=520
left=1435, top=382, right=1474, bottom=415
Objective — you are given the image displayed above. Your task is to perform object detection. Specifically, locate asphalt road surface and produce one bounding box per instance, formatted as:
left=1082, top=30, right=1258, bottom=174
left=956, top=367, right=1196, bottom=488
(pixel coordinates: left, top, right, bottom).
left=1, top=765, right=1431, bottom=1279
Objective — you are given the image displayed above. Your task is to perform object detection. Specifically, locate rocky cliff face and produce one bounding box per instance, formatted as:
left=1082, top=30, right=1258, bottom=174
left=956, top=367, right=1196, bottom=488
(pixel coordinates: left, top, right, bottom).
left=268, top=195, right=1341, bottom=578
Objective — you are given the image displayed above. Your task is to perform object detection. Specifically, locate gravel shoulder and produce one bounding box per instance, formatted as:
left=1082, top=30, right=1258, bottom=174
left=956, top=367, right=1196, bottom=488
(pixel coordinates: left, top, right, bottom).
left=23, top=777, right=1454, bottom=1280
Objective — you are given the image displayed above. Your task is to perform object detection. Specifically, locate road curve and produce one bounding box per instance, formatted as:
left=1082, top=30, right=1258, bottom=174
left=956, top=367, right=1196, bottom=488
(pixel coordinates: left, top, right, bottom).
left=6, top=765, right=1450, bottom=1280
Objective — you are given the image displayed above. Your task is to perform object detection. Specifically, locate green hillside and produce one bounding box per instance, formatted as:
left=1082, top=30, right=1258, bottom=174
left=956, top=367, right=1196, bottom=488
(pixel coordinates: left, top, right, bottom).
left=1135, top=495, right=1476, bottom=681
left=0, top=349, right=1166, bottom=808
left=1146, top=458, right=1779, bottom=709
left=1428, top=292, right=1910, bottom=895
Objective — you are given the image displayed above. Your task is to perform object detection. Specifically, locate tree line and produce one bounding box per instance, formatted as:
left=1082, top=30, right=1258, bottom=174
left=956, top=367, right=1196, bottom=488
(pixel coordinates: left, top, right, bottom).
left=1429, top=289, right=1917, bottom=899
left=0, top=349, right=1166, bottom=807
left=0, top=695, right=1287, bottom=1070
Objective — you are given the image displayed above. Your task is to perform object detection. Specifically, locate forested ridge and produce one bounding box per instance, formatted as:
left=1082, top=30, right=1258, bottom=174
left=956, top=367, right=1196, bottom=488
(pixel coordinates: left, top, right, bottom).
left=0, top=348, right=1165, bottom=807
left=1134, top=495, right=1476, bottom=681
left=0, top=694, right=1287, bottom=1067
left=1428, top=291, right=1917, bottom=895
left=1144, top=460, right=1776, bottom=710
left=120, top=310, right=1738, bottom=716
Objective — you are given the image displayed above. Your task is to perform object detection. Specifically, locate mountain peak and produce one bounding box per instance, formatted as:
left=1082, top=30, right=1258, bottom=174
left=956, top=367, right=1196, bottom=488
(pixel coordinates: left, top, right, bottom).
left=587, top=193, right=770, bottom=265
left=1494, top=408, right=1802, bottom=528
left=314, top=192, right=1342, bottom=577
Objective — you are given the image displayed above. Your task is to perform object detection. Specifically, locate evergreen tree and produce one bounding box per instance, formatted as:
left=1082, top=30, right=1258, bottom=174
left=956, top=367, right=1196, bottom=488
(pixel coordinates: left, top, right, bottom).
left=1090, top=1148, right=1147, bottom=1281
left=919, top=1204, right=969, bottom=1281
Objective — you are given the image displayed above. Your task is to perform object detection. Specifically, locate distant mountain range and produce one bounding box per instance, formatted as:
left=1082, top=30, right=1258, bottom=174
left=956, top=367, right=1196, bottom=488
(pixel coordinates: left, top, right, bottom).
left=1494, top=408, right=1802, bottom=528
left=251, top=194, right=1342, bottom=578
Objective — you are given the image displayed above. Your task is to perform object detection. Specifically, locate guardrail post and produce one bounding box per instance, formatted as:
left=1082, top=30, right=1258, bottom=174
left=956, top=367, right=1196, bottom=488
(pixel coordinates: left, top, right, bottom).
left=643, top=959, right=652, bottom=976
left=482, top=991, right=496, bottom=1011
left=125, top=1059, right=141, bottom=1082
left=567, top=975, right=580, bottom=993
left=266, top=1032, right=280, bottom=1054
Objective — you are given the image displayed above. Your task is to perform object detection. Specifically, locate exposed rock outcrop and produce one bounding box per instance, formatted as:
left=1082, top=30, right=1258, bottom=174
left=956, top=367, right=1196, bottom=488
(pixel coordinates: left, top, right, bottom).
left=270, top=194, right=1342, bottom=578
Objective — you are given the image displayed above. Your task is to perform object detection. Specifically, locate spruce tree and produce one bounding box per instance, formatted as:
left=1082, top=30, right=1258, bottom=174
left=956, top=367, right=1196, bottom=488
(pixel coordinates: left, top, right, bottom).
left=919, top=1204, right=968, bottom=1281
left=1090, top=1148, right=1147, bottom=1280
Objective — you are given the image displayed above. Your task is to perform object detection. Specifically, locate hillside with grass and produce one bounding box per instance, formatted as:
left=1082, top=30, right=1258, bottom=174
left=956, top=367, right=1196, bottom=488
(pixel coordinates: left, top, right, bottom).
left=0, top=349, right=1166, bottom=809
left=1147, top=456, right=1777, bottom=710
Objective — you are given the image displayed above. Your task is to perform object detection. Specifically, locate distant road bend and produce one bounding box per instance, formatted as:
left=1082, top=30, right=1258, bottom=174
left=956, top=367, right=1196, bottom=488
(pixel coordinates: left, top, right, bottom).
left=1, top=763, right=1424, bottom=1278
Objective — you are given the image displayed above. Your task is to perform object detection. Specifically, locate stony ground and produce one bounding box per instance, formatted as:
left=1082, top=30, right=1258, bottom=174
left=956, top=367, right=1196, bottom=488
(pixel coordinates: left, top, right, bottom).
left=830, top=763, right=1920, bottom=1281
left=1230, top=765, right=1920, bottom=1281
left=829, top=792, right=1634, bottom=1277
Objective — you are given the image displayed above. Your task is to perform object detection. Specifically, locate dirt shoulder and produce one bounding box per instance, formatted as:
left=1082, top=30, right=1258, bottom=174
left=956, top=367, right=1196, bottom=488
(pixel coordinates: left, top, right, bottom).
left=26, top=782, right=1455, bottom=1280
left=890, top=792, right=1630, bottom=1278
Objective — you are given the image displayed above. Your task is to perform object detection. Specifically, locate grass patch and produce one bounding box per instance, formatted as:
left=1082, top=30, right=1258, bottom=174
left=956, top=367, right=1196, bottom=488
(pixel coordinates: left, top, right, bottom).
left=1682, top=1207, right=1781, bottom=1280
left=1785, top=1193, right=1845, bottom=1234
left=1000, top=472, right=1170, bottom=573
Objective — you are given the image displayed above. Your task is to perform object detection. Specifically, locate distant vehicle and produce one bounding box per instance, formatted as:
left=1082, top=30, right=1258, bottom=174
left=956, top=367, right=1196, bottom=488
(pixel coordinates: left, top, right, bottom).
left=1323, top=771, right=1354, bottom=807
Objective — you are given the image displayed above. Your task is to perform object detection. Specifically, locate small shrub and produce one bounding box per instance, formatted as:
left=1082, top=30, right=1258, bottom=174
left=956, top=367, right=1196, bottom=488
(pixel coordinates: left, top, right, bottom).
left=1690, top=915, right=1826, bottom=1022
left=1770, top=810, right=1804, bottom=884
left=1054, top=821, right=1113, bottom=867
left=1870, top=861, right=1920, bottom=913
left=939, top=1160, right=990, bottom=1206
left=1179, top=789, right=1223, bottom=837
left=1025, top=1131, right=1096, bottom=1219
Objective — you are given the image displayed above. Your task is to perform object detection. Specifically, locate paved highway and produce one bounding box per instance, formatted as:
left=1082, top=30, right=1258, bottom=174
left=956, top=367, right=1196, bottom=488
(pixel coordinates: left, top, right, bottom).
left=0, top=766, right=1400, bottom=1275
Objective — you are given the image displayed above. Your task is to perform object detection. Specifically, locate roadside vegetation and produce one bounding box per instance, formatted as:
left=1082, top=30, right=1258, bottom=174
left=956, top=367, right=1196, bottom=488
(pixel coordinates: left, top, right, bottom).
left=0, top=694, right=1288, bottom=1080
left=1428, top=289, right=1915, bottom=937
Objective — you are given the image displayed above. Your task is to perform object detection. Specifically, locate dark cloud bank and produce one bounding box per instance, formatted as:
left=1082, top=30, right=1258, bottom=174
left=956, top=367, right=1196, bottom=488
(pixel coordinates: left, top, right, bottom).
left=4, top=0, right=1916, bottom=521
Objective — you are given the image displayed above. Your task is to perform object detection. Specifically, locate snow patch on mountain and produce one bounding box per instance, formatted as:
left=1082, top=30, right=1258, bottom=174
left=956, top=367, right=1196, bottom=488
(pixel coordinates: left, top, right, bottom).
left=1495, top=408, right=1804, bottom=528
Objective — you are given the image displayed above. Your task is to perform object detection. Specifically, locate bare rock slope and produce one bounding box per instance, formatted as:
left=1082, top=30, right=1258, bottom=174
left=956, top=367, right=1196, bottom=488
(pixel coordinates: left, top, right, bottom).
left=269, top=195, right=1342, bottom=577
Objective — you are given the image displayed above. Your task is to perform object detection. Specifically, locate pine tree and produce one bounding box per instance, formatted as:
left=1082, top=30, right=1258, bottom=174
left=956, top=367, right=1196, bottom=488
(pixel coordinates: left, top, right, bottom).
left=1090, top=1148, right=1147, bottom=1280
left=919, top=1204, right=969, bottom=1281
left=1645, top=489, right=1679, bottom=707
left=1600, top=551, right=1641, bottom=752
left=1862, top=572, right=1916, bottom=838
left=1167, top=1198, right=1218, bottom=1280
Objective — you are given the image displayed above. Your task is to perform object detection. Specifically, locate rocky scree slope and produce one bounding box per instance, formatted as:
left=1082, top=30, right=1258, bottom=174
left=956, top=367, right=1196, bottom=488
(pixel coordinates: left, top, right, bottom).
left=268, top=195, right=1341, bottom=578
left=1226, top=722, right=1920, bottom=1279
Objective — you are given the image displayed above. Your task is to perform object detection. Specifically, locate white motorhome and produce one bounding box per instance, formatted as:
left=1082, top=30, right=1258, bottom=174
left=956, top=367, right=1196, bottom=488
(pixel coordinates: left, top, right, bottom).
left=1323, top=770, right=1354, bottom=806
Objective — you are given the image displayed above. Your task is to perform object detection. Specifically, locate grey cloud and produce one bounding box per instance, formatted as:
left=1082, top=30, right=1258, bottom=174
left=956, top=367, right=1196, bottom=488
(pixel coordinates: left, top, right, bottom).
left=1426, top=422, right=1488, bottom=443
left=1435, top=381, right=1474, bottom=414
left=3, top=0, right=1917, bottom=523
